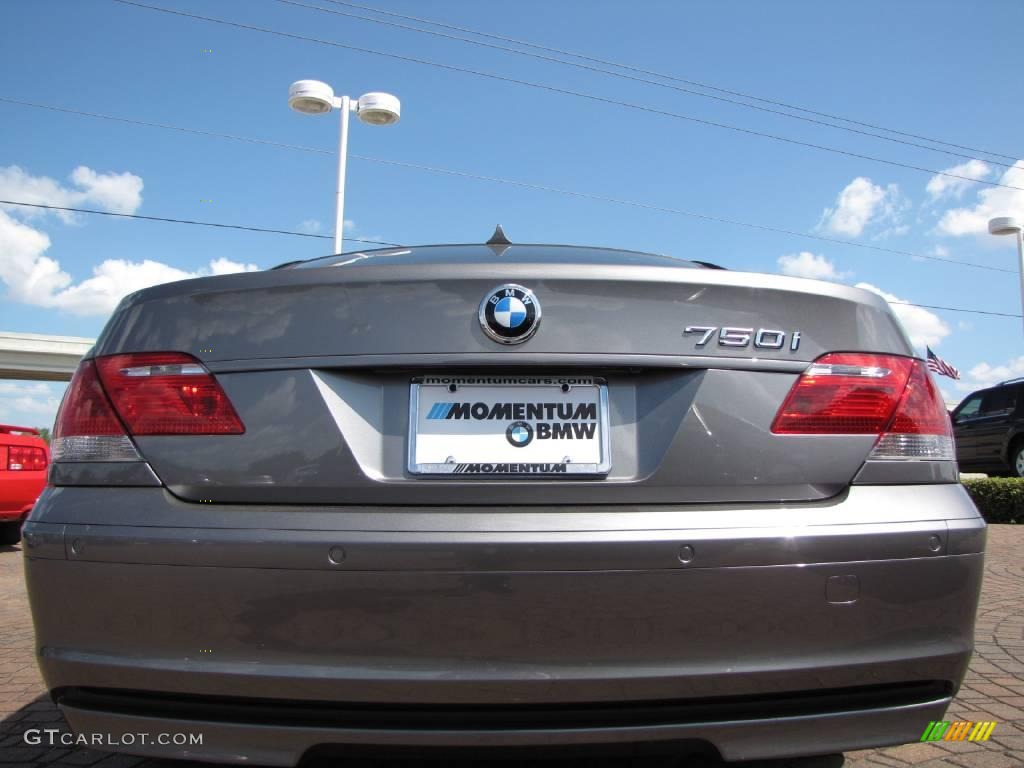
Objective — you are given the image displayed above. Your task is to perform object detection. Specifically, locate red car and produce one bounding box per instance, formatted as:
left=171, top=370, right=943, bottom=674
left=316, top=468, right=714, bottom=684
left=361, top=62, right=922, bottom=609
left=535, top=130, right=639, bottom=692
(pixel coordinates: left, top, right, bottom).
left=0, top=425, right=49, bottom=544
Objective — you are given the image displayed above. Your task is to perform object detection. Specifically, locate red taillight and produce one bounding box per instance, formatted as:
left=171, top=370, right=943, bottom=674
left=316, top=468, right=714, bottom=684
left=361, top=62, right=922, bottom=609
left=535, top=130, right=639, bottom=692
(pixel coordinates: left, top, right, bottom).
left=54, top=360, right=127, bottom=438
left=53, top=358, right=141, bottom=462
left=52, top=353, right=243, bottom=463
left=94, top=353, right=244, bottom=435
left=7, top=445, right=47, bottom=471
left=772, top=353, right=914, bottom=434
left=772, top=352, right=954, bottom=460
left=888, top=361, right=950, bottom=435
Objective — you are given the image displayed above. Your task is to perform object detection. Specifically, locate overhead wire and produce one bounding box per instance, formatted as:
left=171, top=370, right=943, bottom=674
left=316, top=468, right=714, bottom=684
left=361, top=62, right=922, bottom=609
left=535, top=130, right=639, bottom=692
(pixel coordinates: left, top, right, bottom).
left=888, top=302, right=1021, bottom=319
left=277, top=0, right=1018, bottom=171
left=0, top=96, right=1011, bottom=275
left=314, top=0, right=1021, bottom=164
left=108, top=0, right=1024, bottom=193
left=0, top=200, right=1015, bottom=319
left=6, top=7, right=1016, bottom=318
left=0, top=200, right=401, bottom=246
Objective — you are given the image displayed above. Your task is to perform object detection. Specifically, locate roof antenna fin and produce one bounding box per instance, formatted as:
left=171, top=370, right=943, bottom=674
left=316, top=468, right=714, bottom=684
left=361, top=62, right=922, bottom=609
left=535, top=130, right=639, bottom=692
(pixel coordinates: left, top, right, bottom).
left=486, top=224, right=512, bottom=246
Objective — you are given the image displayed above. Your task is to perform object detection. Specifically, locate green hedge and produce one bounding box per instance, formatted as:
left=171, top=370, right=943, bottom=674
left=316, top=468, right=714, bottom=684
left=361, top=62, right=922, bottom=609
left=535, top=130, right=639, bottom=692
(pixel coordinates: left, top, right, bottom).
left=962, top=478, right=1024, bottom=524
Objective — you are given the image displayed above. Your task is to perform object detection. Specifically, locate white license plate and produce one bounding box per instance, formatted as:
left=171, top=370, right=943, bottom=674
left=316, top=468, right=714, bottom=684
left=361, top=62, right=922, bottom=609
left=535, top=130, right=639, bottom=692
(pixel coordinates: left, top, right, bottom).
left=409, top=375, right=610, bottom=475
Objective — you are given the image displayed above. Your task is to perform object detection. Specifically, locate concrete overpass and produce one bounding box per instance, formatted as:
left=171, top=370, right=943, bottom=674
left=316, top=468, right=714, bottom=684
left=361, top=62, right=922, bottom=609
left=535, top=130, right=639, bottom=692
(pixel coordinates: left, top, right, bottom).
left=0, top=332, right=95, bottom=382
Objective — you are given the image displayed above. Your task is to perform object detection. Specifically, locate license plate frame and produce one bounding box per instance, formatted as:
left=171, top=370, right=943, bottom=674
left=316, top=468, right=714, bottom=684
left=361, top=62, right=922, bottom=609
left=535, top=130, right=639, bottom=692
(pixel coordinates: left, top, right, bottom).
left=408, top=375, right=611, bottom=476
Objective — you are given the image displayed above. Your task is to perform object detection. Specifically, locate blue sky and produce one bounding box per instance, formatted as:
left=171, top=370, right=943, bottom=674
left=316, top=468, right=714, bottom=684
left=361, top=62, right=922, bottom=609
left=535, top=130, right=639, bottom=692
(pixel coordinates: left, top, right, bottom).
left=1, top=0, right=1023, bottom=426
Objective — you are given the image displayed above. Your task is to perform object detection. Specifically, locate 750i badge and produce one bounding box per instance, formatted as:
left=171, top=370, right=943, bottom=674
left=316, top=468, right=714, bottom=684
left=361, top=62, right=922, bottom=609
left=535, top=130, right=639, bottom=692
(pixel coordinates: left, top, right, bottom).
left=684, top=325, right=802, bottom=351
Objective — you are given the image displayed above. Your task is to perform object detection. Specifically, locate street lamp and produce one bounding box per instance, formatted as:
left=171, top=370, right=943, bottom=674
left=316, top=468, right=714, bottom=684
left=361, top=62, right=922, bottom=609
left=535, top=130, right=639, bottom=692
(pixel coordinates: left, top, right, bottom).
left=288, top=80, right=400, bottom=254
left=988, top=216, right=1024, bottom=336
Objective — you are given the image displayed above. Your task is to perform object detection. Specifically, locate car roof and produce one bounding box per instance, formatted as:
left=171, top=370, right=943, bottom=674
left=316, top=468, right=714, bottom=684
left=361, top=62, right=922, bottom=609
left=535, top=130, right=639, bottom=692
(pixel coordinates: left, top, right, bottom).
left=962, top=379, right=1023, bottom=399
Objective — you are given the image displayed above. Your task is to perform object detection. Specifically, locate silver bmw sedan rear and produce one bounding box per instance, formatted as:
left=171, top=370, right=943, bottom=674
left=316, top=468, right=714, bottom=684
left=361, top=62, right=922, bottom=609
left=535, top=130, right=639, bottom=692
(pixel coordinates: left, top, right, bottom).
left=24, top=243, right=984, bottom=765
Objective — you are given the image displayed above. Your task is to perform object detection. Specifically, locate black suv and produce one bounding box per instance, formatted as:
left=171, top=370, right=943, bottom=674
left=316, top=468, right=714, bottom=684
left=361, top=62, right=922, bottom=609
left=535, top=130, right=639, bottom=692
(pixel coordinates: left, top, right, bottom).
left=952, top=378, right=1024, bottom=476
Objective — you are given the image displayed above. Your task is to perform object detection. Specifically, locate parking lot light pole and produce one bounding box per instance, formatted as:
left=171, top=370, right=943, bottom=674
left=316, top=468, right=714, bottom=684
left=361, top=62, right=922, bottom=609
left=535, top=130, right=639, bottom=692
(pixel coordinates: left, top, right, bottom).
left=288, top=80, right=400, bottom=254
left=988, top=216, right=1024, bottom=337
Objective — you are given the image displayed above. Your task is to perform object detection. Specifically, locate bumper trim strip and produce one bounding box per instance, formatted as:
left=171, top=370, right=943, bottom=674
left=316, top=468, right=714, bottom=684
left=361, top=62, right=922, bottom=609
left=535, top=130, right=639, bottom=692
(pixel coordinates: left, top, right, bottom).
left=47, top=518, right=981, bottom=571
left=57, top=681, right=951, bottom=731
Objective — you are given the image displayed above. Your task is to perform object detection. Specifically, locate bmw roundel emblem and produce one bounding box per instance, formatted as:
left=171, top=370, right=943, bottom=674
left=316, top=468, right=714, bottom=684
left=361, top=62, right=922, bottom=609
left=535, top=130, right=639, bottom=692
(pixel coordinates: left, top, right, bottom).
left=506, top=420, right=534, bottom=447
left=479, top=284, right=541, bottom=344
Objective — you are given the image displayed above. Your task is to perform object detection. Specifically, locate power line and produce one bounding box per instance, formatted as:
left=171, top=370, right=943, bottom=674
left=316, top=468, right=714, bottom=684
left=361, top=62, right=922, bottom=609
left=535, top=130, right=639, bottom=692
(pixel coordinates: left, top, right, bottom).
left=1, top=96, right=1012, bottom=275
left=278, top=0, right=1017, bottom=172
left=357, top=156, right=1014, bottom=275
left=1, top=200, right=1014, bottom=320
left=316, top=0, right=1021, bottom=165
left=0, top=97, right=332, bottom=155
left=3, top=97, right=1010, bottom=275
left=110, top=0, right=1024, bottom=194
left=889, top=301, right=1021, bottom=319
left=4, top=201, right=1011, bottom=321
left=0, top=200, right=401, bottom=246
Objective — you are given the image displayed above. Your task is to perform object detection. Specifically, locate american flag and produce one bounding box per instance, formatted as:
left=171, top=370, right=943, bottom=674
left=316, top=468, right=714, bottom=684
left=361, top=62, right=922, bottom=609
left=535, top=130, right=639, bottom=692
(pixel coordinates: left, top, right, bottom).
left=926, top=346, right=960, bottom=380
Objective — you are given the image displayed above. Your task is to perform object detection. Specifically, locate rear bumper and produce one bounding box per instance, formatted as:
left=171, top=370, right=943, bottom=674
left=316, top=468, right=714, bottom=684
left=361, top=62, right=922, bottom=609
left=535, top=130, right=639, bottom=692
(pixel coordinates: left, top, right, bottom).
left=24, top=484, right=985, bottom=764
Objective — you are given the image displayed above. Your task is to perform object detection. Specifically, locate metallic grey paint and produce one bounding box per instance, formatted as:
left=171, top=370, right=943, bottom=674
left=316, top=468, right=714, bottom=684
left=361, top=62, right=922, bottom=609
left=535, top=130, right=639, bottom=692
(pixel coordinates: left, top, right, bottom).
left=122, top=369, right=882, bottom=505
left=27, top=244, right=981, bottom=764
left=95, top=248, right=912, bottom=364
left=47, top=461, right=161, bottom=487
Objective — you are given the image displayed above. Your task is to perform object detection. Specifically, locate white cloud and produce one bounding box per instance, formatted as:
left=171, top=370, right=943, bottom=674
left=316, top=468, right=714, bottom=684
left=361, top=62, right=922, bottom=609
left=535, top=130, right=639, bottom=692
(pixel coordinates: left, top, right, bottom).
left=209, top=257, right=257, bottom=275
left=0, top=213, right=260, bottom=316
left=874, top=223, right=909, bottom=239
left=68, top=166, right=143, bottom=213
left=0, top=165, right=259, bottom=316
left=819, top=177, right=904, bottom=237
left=28, top=250, right=260, bottom=316
left=937, top=160, right=1024, bottom=236
left=954, top=355, right=1024, bottom=393
left=777, top=251, right=850, bottom=281
left=926, top=159, right=991, bottom=200
left=0, top=165, right=143, bottom=222
left=299, top=218, right=359, bottom=236
left=0, top=211, right=67, bottom=307
left=855, top=282, right=951, bottom=348
left=0, top=381, right=67, bottom=430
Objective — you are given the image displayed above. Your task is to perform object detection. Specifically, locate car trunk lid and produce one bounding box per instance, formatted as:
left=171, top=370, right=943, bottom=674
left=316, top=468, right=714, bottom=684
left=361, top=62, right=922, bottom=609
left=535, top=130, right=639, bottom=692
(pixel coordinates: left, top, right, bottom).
left=82, top=246, right=914, bottom=506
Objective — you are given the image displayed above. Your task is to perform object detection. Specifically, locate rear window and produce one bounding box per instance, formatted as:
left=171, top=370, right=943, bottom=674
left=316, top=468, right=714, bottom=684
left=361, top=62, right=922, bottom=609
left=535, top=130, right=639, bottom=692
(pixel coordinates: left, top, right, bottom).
left=981, top=387, right=1017, bottom=414
left=959, top=387, right=1018, bottom=421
